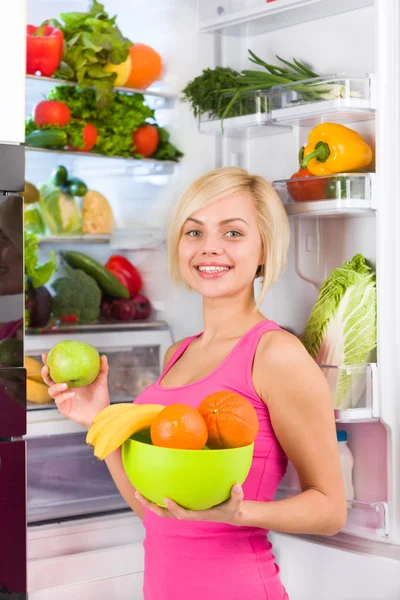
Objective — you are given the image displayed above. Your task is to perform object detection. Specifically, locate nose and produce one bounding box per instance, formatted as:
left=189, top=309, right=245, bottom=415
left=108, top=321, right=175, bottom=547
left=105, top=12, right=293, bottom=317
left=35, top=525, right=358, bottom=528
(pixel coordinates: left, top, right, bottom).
left=200, top=233, right=224, bottom=256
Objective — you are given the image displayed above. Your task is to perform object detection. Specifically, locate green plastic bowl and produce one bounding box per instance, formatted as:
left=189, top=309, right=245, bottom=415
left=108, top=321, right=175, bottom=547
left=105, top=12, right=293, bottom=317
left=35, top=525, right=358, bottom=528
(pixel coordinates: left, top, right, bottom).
left=122, top=438, right=254, bottom=510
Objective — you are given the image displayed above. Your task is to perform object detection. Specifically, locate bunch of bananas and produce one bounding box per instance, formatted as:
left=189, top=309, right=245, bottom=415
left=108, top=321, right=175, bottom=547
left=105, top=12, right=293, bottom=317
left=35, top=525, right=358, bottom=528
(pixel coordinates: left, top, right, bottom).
left=25, top=357, right=51, bottom=404
left=87, top=403, right=165, bottom=460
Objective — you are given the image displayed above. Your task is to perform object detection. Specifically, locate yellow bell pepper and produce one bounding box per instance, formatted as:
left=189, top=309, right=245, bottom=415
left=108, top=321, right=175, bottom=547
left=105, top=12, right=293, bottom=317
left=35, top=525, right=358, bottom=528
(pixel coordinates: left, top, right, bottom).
left=300, top=123, right=373, bottom=176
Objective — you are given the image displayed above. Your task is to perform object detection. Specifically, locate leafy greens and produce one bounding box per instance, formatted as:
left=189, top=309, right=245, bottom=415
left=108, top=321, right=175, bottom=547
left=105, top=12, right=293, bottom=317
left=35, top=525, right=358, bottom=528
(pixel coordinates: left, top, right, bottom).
left=302, top=254, right=377, bottom=409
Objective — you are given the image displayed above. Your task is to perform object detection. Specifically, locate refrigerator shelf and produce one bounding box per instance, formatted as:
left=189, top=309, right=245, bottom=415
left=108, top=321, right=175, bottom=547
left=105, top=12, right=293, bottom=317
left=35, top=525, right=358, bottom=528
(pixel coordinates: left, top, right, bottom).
left=25, top=146, right=178, bottom=174
left=37, top=235, right=111, bottom=245
left=37, top=227, right=165, bottom=250
left=275, top=486, right=388, bottom=539
left=197, top=0, right=374, bottom=36
left=25, top=320, right=169, bottom=336
left=270, top=74, right=375, bottom=126
left=26, top=74, right=176, bottom=101
left=321, top=363, right=378, bottom=420
left=274, top=173, right=376, bottom=217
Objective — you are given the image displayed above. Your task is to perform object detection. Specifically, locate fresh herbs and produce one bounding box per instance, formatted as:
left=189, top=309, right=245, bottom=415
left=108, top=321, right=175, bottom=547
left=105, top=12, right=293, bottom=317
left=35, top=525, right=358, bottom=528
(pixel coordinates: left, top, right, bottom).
left=182, top=52, right=358, bottom=123
left=49, top=1, right=132, bottom=106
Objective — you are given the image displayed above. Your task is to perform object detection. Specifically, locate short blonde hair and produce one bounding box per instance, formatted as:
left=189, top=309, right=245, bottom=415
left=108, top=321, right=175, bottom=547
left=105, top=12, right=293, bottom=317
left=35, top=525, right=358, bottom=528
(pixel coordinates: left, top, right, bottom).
left=167, top=167, right=290, bottom=304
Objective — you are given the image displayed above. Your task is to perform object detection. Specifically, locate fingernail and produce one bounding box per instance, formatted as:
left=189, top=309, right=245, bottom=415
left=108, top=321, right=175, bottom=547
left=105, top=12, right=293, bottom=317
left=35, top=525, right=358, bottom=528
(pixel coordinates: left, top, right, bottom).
left=67, top=392, right=75, bottom=398
left=164, top=499, right=169, bottom=508
left=233, top=483, right=241, bottom=493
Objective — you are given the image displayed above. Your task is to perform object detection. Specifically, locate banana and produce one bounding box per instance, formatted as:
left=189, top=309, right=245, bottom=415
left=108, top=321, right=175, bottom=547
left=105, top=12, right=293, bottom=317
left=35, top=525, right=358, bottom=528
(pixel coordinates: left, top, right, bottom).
left=27, top=378, right=52, bottom=404
left=94, top=404, right=165, bottom=460
left=25, top=357, right=44, bottom=384
left=86, top=403, right=138, bottom=447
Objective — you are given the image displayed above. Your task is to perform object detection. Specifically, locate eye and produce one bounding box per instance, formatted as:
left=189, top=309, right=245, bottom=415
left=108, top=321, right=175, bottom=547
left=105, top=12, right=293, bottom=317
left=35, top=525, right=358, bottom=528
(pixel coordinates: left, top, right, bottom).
left=185, top=230, right=202, bottom=237
left=225, top=230, right=243, bottom=238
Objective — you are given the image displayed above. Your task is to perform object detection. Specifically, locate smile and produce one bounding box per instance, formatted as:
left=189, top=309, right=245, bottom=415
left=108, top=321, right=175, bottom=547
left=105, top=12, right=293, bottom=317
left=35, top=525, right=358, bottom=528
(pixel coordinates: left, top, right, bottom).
left=194, top=264, right=233, bottom=279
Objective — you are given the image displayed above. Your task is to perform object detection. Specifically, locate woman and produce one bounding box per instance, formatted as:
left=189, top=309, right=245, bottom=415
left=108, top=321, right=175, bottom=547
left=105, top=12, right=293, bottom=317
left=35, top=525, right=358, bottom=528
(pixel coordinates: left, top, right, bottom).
left=42, top=167, right=347, bottom=600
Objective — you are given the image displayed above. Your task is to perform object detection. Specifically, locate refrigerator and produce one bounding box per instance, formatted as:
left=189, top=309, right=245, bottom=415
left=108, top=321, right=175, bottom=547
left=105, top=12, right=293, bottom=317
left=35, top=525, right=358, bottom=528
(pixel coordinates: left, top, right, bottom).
left=0, top=1, right=27, bottom=597
left=12, top=0, right=400, bottom=598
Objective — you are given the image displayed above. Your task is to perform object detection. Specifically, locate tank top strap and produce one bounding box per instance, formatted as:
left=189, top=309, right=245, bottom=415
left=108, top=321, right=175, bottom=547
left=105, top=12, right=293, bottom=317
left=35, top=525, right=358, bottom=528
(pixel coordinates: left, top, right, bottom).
left=162, top=334, right=201, bottom=376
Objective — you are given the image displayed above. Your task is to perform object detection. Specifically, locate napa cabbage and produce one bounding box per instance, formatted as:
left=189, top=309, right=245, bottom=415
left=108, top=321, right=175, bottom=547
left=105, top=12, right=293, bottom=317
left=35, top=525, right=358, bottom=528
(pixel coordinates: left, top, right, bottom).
left=302, top=254, right=377, bottom=409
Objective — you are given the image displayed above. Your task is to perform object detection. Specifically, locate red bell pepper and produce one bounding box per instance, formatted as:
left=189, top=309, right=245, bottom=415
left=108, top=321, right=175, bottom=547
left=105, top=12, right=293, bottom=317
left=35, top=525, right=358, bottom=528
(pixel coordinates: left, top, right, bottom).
left=26, top=23, right=64, bottom=77
left=105, top=255, right=143, bottom=297
left=287, top=168, right=327, bottom=202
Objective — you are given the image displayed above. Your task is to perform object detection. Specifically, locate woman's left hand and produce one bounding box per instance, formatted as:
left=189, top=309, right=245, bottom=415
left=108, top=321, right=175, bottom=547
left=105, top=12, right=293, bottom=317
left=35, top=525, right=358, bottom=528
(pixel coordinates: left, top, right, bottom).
left=135, top=483, right=244, bottom=525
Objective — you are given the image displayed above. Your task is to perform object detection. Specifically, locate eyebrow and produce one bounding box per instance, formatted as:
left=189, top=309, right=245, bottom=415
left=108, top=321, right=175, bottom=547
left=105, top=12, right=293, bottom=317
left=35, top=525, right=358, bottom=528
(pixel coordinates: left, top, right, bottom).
left=185, top=217, right=249, bottom=226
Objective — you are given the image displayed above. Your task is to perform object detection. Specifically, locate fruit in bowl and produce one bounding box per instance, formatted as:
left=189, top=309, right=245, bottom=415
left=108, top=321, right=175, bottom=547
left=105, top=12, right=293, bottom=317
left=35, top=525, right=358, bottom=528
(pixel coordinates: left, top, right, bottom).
left=86, top=392, right=259, bottom=510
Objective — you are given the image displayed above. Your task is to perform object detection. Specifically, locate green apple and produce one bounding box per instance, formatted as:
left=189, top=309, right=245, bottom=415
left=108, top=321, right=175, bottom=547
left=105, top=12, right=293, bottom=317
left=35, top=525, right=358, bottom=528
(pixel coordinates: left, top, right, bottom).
left=47, top=341, right=100, bottom=388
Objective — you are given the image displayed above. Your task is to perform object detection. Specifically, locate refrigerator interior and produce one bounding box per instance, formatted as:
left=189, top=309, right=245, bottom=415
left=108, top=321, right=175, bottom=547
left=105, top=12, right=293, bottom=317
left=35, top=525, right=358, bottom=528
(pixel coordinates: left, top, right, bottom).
left=24, top=0, right=400, bottom=562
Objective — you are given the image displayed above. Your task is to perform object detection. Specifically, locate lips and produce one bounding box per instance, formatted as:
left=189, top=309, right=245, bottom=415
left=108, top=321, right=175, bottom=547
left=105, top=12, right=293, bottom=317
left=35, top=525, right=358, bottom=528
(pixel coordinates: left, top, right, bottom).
left=193, top=263, right=233, bottom=279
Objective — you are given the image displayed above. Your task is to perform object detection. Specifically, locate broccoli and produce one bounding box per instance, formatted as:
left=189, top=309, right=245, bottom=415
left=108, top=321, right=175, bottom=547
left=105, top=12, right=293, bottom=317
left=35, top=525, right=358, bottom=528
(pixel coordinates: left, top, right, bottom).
left=51, top=266, right=101, bottom=324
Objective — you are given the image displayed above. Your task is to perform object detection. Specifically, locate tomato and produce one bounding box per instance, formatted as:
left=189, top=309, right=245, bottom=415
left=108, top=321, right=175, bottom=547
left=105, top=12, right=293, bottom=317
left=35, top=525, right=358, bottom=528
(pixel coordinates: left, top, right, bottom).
left=132, top=125, right=160, bottom=157
left=70, top=123, right=98, bottom=153
left=33, top=100, right=70, bottom=127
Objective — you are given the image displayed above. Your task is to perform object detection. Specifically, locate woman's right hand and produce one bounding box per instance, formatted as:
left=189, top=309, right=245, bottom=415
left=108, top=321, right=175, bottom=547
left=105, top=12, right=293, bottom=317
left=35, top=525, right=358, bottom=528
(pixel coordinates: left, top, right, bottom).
left=41, top=354, right=111, bottom=428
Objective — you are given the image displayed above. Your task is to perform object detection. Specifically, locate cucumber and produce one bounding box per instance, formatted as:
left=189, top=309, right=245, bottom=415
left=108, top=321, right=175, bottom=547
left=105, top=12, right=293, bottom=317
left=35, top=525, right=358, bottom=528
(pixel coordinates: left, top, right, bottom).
left=51, top=165, right=69, bottom=187
left=25, top=129, right=67, bottom=149
left=67, top=178, right=88, bottom=197
left=61, top=251, right=129, bottom=298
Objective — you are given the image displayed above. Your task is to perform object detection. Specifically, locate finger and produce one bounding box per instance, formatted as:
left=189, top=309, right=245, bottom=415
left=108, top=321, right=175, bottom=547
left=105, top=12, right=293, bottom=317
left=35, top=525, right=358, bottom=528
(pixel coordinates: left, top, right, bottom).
left=163, top=499, right=189, bottom=520
left=42, top=353, right=47, bottom=365
left=41, top=364, right=55, bottom=387
left=48, top=384, right=72, bottom=399
left=229, top=483, right=244, bottom=505
left=54, top=391, right=75, bottom=412
left=100, top=355, right=109, bottom=373
left=135, top=493, right=171, bottom=518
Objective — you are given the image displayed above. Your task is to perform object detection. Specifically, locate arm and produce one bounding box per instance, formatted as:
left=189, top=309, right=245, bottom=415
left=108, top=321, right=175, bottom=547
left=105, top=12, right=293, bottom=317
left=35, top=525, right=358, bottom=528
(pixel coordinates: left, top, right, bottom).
left=239, top=331, right=347, bottom=535
left=103, top=341, right=183, bottom=519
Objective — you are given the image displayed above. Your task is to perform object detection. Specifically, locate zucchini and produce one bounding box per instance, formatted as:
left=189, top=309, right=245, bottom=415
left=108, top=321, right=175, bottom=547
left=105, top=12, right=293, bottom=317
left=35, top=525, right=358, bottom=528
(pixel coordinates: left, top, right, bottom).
left=67, top=178, right=88, bottom=197
left=25, top=129, right=67, bottom=149
left=51, top=165, right=68, bottom=187
left=61, top=251, right=129, bottom=298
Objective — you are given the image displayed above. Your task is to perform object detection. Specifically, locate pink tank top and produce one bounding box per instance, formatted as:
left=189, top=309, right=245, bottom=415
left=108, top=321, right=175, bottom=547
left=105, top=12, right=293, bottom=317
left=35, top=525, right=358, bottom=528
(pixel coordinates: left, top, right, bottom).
left=134, top=319, right=289, bottom=600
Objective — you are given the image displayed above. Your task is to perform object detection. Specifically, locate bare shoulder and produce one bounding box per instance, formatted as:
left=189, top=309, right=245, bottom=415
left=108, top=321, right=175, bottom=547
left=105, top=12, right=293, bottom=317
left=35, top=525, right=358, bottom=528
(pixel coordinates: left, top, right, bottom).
left=162, top=339, right=186, bottom=370
left=253, top=329, right=326, bottom=401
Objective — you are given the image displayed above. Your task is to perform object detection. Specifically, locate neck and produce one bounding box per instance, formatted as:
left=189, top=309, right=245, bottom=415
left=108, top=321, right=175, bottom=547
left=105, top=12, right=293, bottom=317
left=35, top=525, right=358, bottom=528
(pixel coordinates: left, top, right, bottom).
left=201, top=287, right=264, bottom=343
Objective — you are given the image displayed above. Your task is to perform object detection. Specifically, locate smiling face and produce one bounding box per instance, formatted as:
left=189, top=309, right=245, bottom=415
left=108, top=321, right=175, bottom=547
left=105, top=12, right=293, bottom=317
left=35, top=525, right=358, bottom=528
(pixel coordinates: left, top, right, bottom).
left=178, top=191, right=263, bottom=299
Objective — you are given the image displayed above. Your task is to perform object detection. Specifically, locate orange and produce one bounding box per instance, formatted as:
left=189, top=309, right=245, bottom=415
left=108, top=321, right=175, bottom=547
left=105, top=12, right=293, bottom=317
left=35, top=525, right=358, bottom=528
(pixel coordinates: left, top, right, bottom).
left=125, top=44, right=162, bottom=90
left=198, top=391, right=259, bottom=449
left=150, top=403, right=208, bottom=450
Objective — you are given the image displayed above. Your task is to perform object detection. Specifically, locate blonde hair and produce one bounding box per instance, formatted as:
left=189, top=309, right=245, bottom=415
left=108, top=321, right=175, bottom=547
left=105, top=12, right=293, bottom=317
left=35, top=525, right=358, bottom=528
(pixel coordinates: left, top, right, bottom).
left=167, top=167, right=290, bottom=304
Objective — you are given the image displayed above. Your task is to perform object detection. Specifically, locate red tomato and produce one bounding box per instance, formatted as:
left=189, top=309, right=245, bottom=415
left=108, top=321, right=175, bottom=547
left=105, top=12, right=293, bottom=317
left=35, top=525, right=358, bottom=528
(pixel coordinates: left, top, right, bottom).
left=70, top=123, right=98, bottom=152
left=33, top=100, right=70, bottom=127
left=132, top=125, right=160, bottom=157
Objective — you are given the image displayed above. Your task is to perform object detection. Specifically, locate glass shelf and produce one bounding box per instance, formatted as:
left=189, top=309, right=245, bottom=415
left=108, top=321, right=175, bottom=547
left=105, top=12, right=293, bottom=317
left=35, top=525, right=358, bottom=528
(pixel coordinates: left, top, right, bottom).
left=36, top=228, right=165, bottom=250
left=37, top=235, right=111, bottom=245
left=26, top=74, right=176, bottom=101
left=25, top=146, right=178, bottom=174
left=198, top=91, right=289, bottom=137
left=319, top=363, right=379, bottom=422
left=25, top=320, right=169, bottom=336
left=197, top=0, right=374, bottom=36
left=273, top=173, right=376, bottom=217
left=270, top=74, right=375, bottom=126
left=275, top=486, right=388, bottom=539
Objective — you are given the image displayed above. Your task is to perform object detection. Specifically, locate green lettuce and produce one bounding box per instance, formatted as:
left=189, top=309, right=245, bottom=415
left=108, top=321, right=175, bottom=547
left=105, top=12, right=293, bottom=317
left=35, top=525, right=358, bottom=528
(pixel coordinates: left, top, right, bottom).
left=24, top=230, right=57, bottom=289
left=302, top=254, right=377, bottom=409
left=39, top=182, right=82, bottom=235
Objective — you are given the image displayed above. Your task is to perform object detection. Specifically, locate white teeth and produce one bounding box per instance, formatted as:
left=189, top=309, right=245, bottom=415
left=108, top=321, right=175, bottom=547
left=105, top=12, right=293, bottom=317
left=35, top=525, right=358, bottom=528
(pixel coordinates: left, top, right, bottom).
left=197, top=266, right=230, bottom=273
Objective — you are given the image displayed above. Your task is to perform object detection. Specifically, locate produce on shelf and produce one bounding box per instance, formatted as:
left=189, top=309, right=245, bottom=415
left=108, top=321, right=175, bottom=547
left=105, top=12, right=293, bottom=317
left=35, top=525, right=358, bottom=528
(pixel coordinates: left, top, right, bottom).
left=24, top=204, right=46, bottom=235
left=49, top=1, right=132, bottom=106
left=101, top=294, right=152, bottom=322
left=131, top=294, right=152, bottom=320
left=182, top=51, right=360, bottom=124
left=33, top=100, right=70, bottom=127
left=25, top=357, right=45, bottom=383
left=87, top=403, right=165, bottom=460
left=51, top=265, right=102, bottom=324
left=22, top=182, right=40, bottom=205
left=61, top=250, right=129, bottom=298
left=47, top=340, right=101, bottom=387
left=287, top=167, right=327, bottom=202
left=26, top=24, right=64, bottom=77
left=104, top=56, right=132, bottom=87
left=39, top=182, right=82, bottom=234
left=302, top=254, right=377, bottom=410
left=50, top=166, right=88, bottom=196
left=132, top=124, right=160, bottom=157
left=26, top=86, right=183, bottom=161
left=105, top=255, right=142, bottom=297
left=25, top=357, right=51, bottom=404
left=25, top=285, right=52, bottom=328
left=300, top=123, right=373, bottom=176
left=125, top=43, right=162, bottom=90
left=24, top=230, right=57, bottom=327
left=82, top=190, right=114, bottom=234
